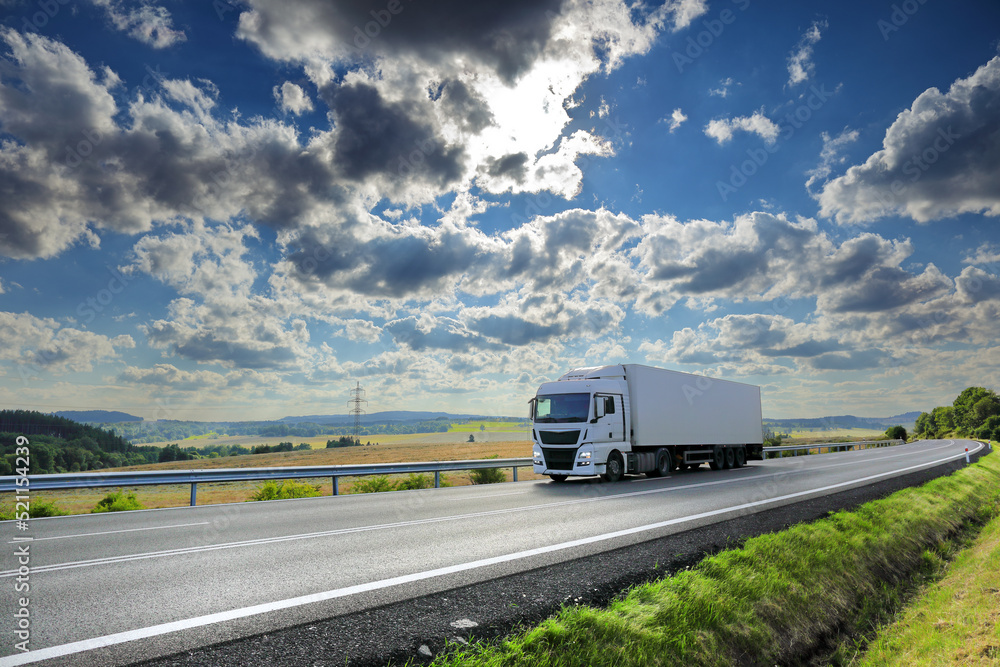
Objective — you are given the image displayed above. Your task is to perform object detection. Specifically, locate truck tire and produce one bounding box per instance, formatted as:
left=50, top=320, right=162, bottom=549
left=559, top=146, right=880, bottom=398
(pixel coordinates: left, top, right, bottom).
left=549, top=474, right=568, bottom=483
left=735, top=446, right=746, bottom=468
left=724, top=447, right=735, bottom=469
left=645, top=448, right=671, bottom=478
left=602, top=451, right=624, bottom=482
left=709, top=446, right=725, bottom=470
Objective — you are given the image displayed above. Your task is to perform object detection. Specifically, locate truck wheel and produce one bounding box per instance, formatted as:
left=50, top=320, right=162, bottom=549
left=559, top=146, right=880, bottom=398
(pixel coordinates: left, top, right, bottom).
left=602, top=451, right=624, bottom=482
left=646, top=449, right=671, bottom=478
left=548, top=474, right=568, bottom=483
left=724, top=447, right=735, bottom=469
left=709, top=446, right=725, bottom=470
left=735, top=447, right=746, bottom=468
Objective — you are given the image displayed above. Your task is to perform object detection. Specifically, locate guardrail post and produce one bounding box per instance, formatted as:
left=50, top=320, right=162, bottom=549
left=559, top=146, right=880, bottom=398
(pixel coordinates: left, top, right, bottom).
left=332, top=476, right=338, bottom=496
left=190, top=483, right=197, bottom=507
left=512, top=466, right=518, bottom=482
left=434, top=471, right=440, bottom=488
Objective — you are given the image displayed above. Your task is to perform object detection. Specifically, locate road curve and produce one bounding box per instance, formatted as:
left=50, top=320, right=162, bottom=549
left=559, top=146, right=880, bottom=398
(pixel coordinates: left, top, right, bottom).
left=0, top=439, right=984, bottom=666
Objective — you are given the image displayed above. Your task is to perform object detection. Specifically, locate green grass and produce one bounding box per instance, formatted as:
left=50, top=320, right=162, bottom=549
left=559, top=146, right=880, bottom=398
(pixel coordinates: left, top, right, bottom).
left=430, top=451, right=1000, bottom=667
left=857, top=442, right=1000, bottom=666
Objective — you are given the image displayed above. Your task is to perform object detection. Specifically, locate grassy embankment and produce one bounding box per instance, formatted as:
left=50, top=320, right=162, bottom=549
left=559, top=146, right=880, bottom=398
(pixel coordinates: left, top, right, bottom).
left=858, top=450, right=1000, bottom=665
left=427, top=447, right=1000, bottom=667
left=3, top=428, right=537, bottom=515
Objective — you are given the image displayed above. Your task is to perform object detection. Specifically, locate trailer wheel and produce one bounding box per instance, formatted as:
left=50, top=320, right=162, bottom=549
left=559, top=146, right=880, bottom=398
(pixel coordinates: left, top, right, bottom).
left=709, top=446, right=725, bottom=470
left=602, top=451, right=624, bottom=482
left=548, top=474, right=568, bottom=483
left=735, top=447, right=746, bottom=468
left=724, top=447, right=735, bottom=469
left=645, top=448, right=671, bottom=478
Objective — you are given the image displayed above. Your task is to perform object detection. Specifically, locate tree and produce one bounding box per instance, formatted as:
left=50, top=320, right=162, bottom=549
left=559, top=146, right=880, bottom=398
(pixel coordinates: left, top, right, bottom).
left=468, top=434, right=475, bottom=443
left=885, top=425, right=907, bottom=441
left=931, top=406, right=955, bottom=435
left=952, top=387, right=998, bottom=434
left=914, top=412, right=933, bottom=436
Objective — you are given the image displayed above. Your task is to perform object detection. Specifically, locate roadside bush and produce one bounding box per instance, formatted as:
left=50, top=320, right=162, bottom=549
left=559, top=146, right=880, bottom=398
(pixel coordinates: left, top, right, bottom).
left=350, top=476, right=397, bottom=494
left=470, top=455, right=507, bottom=484
left=0, top=498, right=69, bottom=520
left=92, top=491, right=144, bottom=513
left=249, top=479, right=321, bottom=501
left=397, top=473, right=434, bottom=490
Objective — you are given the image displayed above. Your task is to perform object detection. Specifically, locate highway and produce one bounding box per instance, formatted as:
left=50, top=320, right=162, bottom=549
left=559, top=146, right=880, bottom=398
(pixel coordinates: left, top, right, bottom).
left=0, top=439, right=984, bottom=666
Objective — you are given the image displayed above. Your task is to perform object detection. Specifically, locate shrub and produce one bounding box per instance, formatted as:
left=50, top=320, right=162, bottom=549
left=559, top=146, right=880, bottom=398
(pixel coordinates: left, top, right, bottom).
left=0, top=498, right=69, bottom=520
left=92, top=491, right=145, bottom=513
left=397, top=473, right=434, bottom=490
left=249, top=479, right=321, bottom=501
left=470, top=455, right=507, bottom=484
left=350, top=476, right=397, bottom=493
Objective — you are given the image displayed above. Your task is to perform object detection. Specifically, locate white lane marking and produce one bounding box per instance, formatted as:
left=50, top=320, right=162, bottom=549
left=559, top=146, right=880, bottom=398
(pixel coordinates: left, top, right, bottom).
left=444, top=491, right=531, bottom=501
left=0, top=441, right=980, bottom=667
left=6, top=522, right=210, bottom=544
left=0, top=440, right=968, bottom=578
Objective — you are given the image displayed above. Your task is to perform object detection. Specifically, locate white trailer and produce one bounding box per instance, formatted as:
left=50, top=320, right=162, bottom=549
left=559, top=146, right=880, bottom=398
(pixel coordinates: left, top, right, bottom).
left=529, top=364, right=764, bottom=482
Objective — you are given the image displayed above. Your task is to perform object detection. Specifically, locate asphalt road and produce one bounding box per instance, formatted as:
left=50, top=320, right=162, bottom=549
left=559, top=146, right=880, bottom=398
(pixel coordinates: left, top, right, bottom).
left=0, top=439, right=985, bottom=666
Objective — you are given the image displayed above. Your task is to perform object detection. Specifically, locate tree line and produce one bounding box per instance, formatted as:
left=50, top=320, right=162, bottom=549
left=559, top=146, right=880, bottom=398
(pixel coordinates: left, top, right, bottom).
left=913, top=386, right=1000, bottom=441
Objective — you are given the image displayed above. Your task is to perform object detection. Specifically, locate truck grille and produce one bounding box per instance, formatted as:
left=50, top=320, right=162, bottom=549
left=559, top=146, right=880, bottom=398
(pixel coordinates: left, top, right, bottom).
left=539, top=430, right=580, bottom=445
left=541, top=447, right=576, bottom=471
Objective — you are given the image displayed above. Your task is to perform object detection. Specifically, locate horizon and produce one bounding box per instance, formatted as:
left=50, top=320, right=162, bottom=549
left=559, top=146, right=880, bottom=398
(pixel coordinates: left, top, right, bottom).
left=2, top=1, right=998, bottom=422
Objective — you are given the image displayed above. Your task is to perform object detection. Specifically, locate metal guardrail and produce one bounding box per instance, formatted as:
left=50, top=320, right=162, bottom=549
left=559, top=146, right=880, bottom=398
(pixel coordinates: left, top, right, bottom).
left=0, top=439, right=908, bottom=506
left=0, top=458, right=533, bottom=506
left=763, top=439, right=904, bottom=456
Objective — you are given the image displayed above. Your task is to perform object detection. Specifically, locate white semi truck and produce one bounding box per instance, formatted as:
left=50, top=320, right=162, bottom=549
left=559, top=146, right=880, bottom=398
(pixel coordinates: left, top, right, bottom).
left=530, top=364, right=764, bottom=482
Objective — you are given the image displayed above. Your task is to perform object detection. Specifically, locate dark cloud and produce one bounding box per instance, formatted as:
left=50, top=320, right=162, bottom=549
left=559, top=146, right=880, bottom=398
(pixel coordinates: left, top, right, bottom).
left=384, top=316, right=501, bottom=352
left=821, top=265, right=951, bottom=313
left=468, top=313, right=563, bottom=346
left=487, top=152, right=529, bottom=183
left=287, top=226, right=485, bottom=298
left=437, top=79, right=494, bottom=133
left=326, top=82, right=464, bottom=186
left=239, top=0, right=566, bottom=82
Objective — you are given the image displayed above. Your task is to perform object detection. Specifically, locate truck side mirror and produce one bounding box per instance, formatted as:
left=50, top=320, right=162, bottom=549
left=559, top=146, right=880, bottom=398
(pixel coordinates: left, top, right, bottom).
left=592, top=397, right=605, bottom=423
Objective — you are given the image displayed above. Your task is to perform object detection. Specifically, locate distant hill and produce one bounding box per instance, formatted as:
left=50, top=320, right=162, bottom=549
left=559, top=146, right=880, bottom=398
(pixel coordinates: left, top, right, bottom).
left=764, top=412, right=920, bottom=432
left=54, top=410, right=142, bottom=423
left=278, top=411, right=491, bottom=424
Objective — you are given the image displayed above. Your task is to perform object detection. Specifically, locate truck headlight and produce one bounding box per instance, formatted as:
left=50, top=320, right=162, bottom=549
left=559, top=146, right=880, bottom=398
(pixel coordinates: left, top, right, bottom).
left=578, top=450, right=592, bottom=459
left=533, top=450, right=542, bottom=459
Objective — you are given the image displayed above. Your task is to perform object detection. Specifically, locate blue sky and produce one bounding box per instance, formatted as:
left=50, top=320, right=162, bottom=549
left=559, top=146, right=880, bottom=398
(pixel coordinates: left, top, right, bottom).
left=1, top=0, right=999, bottom=421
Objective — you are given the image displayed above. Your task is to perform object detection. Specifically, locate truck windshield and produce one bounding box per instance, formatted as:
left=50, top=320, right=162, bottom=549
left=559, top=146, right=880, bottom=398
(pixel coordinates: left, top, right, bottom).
left=533, top=393, right=590, bottom=423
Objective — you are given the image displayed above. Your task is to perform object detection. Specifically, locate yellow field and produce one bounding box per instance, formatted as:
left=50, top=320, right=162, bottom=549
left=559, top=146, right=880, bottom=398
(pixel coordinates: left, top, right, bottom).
left=9, top=435, right=538, bottom=515
left=156, top=426, right=531, bottom=450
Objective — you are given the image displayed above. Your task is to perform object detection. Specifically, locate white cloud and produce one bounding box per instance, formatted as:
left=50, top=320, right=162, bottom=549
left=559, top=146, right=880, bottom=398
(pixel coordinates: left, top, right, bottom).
left=274, top=81, right=314, bottom=115
left=666, top=108, right=687, bottom=132
left=818, top=55, right=1000, bottom=224
left=89, top=0, right=186, bottom=48
left=708, top=77, right=736, bottom=98
left=0, top=311, right=134, bottom=375
left=806, top=127, right=860, bottom=192
left=786, top=20, right=826, bottom=87
left=704, top=110, right=780, bottom=145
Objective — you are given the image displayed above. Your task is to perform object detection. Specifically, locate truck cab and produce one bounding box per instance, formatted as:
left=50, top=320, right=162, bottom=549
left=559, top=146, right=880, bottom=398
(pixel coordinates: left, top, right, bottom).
left=529, top=370, right=630, bottom=481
